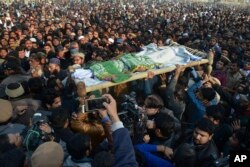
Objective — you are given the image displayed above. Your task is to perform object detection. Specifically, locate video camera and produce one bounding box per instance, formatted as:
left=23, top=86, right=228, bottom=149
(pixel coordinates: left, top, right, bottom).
left=119, top=92, right=139, bottom=125
left=22, top=111, right=51, bottom=152
left=118, top=92, right=146, bottom=142
left=32, top=112, right=49, bottom=126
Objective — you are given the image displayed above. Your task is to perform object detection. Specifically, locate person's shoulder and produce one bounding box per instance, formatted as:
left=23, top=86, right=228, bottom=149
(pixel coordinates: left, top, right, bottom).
left=207, top=140, right=219, bottom=157
left=59, top=69, right=69, bottom=77
left=160, top=107, right=174, bottom=117
left=1, top=74, right=30, bottom=84
left=0, top=123, right=26, bottom=135
left=63, top=156, right=92, bottom=167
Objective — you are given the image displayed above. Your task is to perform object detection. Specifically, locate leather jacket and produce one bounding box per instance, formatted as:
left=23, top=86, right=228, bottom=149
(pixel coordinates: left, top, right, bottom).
left=195, top=140, right=219, bottom=167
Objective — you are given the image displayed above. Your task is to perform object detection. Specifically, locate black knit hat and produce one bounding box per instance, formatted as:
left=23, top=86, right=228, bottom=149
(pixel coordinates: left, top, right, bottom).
left=2, top=60, right=21, bottom=71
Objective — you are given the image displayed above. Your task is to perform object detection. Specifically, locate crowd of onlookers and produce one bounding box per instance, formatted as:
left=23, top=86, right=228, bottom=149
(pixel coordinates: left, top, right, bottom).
left=0, top=0, right=249, bottom=167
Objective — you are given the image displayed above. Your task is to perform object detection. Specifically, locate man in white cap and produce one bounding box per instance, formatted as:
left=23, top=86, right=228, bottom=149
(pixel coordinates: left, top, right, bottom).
left=72, top=52, right=85, bottom=67
left=0, top=99, right=26, bottom=135
left=31, top=141, right=64, bottom=167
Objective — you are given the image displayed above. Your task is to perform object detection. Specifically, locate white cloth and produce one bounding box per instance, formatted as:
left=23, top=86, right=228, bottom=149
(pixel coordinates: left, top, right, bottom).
left=71, top=69, right=103, bottom=86
left=135, top=44, right=201, bottom=67
left=72, top=69, right=93, bottom=80
left=25, top=50, right=30, bottom=58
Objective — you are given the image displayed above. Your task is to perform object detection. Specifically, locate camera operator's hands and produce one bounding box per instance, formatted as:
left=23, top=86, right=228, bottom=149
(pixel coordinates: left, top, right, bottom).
left=102, top=94, right=120, bottom=123
left=39, top=123, right=52, bottom=134
left=98, top=109, right=108, bottom=119
left=71, top=112, right=78, bottom=120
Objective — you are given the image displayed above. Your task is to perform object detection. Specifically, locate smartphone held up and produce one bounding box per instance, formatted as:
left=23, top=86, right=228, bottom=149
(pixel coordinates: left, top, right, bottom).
left=85, top=97, right=110, bottom=112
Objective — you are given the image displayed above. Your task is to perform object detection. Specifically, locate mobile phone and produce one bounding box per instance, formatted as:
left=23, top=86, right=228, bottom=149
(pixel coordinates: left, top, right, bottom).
left=85, top=97, right=109, bottom=112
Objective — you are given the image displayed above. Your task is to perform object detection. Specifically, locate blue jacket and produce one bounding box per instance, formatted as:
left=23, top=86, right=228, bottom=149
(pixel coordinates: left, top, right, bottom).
left=135, top=144, right=174, bottom=167
left=185, top=69, right=220, bottom=123
left=187, top=81, right=205, bottom=122
left=112, top=122, right=138, bottom=167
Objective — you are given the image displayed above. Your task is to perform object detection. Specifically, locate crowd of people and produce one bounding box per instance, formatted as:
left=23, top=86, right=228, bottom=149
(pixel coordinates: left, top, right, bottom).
left=0, top=0, right=250, bottom=166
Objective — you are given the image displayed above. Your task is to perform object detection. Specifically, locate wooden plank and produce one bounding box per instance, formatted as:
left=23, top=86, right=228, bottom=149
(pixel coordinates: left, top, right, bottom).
left=86, top=59, right=209, bottom=92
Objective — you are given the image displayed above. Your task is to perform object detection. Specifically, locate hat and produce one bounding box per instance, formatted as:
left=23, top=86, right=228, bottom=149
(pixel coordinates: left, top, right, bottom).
left=193, top=39, right=201, bottom=44
left=57, top=45, right=64, bottom=52
left=147, top=29, right=152, bottom=34
left=72, top=52, right=85, bottom=59
left=165, top=39, right=172, bottom=45
left=36, top=52, right=46, bottom=58
left=41, top=16, right=45, bottom=21
left=72, top=64, right=81, bottom=70
left=70, top=32, right=76, bottom=36
left=49, top=58, right=60, bottom=65
left=77, top=23, right=82, bottom=27
left=30, top=38, right=37, bottom=43
left=5, top=83, right=25, bottom=98
left=183, top=33, right=189, bottom=37
left=78, top=36, right=84, bottom=41
left=2, top=60, right=21, bottom=71
left=31, top=141, right=64, bottom=167
left=0, top=99, right=13, bottom=123
left=108, top=38, right=114, bottom=43
left=53, top=36, right=60, bottom=41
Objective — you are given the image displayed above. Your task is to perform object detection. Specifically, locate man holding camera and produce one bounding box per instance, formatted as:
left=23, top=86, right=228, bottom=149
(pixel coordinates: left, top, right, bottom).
left=102, top=94, right=138, bottom=167
left=64, top=94, right=138, bottom=167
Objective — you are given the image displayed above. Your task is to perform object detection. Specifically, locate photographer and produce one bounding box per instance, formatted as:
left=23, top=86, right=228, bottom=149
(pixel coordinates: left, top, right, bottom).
left=67, top=94, right=138, bottom=167
left=70, top=111, right=106, bottom=149
left=22, top=111, right=57, bottom=152
left=102, top=94, right=138, bottom=167
left=0, top=98, right=58, bottom=157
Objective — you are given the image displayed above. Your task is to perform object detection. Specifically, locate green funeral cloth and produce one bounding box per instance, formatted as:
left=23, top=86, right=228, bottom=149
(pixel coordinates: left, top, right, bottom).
left=89, top=60, right=131, bottom=83
left=119, top=53, right=161, bottom=72
left=88, top=90, right=102, bottom=98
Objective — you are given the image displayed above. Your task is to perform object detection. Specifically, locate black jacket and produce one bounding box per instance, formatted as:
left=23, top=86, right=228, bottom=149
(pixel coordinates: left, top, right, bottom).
left=195, top=140, right=219, bottom=167
left=184, top=132, right=219, bottom=167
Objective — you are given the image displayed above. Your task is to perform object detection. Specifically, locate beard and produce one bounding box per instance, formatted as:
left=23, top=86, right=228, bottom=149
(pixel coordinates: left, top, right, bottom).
left=51, top=68, right=59, bottom=76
